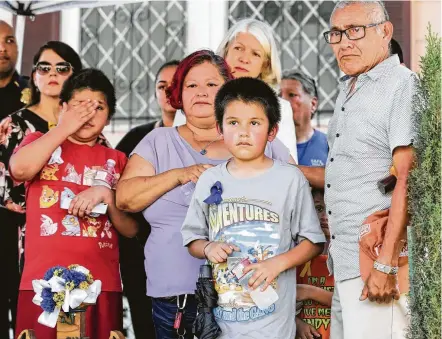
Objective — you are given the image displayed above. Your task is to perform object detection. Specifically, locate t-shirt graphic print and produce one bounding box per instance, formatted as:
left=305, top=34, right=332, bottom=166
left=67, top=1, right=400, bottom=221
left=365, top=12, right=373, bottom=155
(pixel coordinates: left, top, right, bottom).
left=209, top=200, right=281, bottom=322
left=15, top=132, right=127, bottom=293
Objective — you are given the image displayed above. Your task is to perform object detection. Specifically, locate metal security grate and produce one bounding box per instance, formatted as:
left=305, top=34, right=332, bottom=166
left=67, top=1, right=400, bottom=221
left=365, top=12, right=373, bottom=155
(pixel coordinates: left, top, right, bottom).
left=80, top=2, right=187, bottom=131
left=229, top=0, right=339, bottom=127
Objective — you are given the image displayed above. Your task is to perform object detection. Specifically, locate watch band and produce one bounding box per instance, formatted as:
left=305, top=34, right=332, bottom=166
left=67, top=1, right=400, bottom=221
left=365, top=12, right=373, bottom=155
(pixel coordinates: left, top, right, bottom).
left=373, top=261, right=399, bottom=275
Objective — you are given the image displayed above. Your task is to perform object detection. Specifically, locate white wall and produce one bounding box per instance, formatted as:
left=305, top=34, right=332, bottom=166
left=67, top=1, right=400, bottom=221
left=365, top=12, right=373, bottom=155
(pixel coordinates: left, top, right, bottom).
left=60, top=8, right=81, bottom=53
left=410, top=0, right=442, bottom=72
left=0, top=8, right=13, bottom=25
left=186, top=0, right=228, bottom=53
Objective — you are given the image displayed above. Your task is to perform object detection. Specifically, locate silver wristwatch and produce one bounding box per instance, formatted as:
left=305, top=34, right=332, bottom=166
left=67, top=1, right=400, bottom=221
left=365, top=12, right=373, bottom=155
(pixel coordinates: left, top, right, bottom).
left=373, top=261, right=399, bottom=275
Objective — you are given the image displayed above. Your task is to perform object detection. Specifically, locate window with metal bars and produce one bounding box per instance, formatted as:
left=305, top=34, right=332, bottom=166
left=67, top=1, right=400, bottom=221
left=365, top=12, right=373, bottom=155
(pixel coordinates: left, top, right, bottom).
left=80, top=1, right=187, bottom=132
left=228, top=0, right=339, bottom=128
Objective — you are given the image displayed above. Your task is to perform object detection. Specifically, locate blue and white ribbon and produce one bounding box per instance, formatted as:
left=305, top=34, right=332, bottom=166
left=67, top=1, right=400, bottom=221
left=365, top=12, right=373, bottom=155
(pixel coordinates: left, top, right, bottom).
left=32, top=265, right=102, bottom=328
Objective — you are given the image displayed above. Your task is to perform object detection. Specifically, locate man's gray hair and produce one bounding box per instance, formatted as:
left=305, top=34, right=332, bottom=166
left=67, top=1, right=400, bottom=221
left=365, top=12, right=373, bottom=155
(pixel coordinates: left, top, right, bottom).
left=281, top=70, right=318, bottom=98
left=330, top=1, right=389, bottom=25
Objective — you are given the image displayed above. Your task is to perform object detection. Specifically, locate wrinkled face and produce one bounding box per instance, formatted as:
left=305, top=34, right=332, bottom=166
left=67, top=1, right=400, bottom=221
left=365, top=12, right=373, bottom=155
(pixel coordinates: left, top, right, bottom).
left=181, top=62, right=225, bottom=128
left=221, top=100, right=277, bottom=161
left=33, top=49, right=73, bottom=98
left=280, top=79, right=317, bottom=127
left=330, top=4, right=390, bottom=76
left=155, top=65, right=177, bottom=114
left=224, top=32, right=267, bottom=79
left=313, top=191, right=329, bottom=238
left=68, top=89, right=109, bottom=142
left=0, top=22, right=17, bottom=77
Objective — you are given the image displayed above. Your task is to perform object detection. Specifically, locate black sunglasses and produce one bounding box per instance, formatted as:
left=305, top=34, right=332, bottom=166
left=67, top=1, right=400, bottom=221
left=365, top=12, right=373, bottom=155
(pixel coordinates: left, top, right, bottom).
left=33, top=62, right=73, bottom=76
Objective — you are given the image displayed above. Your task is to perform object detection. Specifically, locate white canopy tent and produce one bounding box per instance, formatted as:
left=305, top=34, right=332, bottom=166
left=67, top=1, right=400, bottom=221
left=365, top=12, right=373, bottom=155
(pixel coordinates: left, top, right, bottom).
left=0, top=0, right=141, bottom=72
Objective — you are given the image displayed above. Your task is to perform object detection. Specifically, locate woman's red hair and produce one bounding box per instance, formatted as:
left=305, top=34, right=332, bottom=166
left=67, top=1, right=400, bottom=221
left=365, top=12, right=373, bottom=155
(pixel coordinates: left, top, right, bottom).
left=166, top=49, right=234, bottom=110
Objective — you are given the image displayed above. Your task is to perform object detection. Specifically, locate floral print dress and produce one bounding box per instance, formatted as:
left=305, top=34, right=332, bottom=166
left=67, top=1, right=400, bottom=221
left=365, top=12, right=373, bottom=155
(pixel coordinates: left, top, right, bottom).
left=0, top=108, right=111, bottom=268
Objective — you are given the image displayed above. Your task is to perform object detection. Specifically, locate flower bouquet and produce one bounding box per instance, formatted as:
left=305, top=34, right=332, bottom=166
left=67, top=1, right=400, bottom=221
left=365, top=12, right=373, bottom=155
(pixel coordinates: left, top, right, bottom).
left=32, top=264, right=102, bottom=328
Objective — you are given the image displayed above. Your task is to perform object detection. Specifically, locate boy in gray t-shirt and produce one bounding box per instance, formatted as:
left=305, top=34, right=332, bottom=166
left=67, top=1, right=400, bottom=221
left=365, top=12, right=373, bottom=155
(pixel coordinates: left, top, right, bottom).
left=181, top=78, right=325, bottom=339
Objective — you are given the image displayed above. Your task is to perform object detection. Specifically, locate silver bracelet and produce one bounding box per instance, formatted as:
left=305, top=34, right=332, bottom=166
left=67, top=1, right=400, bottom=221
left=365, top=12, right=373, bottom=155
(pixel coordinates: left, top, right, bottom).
left=373, top=261, right=399, bottom=275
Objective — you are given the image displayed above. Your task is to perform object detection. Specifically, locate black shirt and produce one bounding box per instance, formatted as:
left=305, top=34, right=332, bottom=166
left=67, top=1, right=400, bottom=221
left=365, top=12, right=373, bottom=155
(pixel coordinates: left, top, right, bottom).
left=0, top=108, right=49, bottom=226
left=0, top=72, right=29, bottom=121
left=115, top=120, right=161, bottom=157
left=115, top=120, right=162, bottom=250
left=0, top=108, right=49, bottom=271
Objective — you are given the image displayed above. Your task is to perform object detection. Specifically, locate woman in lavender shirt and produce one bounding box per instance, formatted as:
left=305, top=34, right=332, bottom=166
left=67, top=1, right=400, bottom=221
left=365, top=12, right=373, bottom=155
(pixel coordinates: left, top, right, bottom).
left=116, top=50, right=293, bottom=339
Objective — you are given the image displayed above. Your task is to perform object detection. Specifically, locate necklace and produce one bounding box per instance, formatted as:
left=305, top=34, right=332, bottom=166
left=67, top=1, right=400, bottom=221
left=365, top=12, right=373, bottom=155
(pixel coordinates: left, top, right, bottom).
left=199, top=137, right=221, bottom=155
left=188, top=127, right=221, bottom=155
left=32, top=104, right=58, bottom=129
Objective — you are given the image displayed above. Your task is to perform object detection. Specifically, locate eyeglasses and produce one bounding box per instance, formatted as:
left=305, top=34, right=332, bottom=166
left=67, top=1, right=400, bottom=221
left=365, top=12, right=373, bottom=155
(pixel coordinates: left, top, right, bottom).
left=33, top=62, right=73, bottom=76
left=323, top=21, right=386, bottom=44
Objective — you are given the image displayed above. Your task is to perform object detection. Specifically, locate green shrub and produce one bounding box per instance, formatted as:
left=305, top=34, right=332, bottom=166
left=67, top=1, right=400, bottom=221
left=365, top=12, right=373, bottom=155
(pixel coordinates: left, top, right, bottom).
left=408, top=26, right=441, bottom=339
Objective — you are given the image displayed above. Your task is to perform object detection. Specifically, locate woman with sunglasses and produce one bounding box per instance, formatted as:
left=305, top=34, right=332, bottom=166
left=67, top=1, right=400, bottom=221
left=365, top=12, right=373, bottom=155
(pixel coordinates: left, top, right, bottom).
left=0, top=41, right=110, bottom=277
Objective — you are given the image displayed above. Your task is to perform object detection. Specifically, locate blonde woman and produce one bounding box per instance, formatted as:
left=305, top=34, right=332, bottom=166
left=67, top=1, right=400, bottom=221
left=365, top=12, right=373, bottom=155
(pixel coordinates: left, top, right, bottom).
left=174, top=19, right=298, bottom=161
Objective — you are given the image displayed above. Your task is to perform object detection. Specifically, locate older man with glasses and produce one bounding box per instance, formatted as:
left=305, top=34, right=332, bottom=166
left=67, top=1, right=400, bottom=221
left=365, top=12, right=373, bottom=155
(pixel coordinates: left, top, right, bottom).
left=321, top=1, right=417, bottom=338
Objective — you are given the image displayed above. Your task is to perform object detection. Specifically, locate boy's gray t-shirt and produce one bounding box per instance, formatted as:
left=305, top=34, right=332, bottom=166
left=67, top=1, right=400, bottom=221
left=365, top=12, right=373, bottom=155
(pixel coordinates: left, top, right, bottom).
left=182, top=160, right=326, bottom=339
